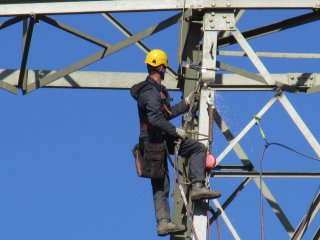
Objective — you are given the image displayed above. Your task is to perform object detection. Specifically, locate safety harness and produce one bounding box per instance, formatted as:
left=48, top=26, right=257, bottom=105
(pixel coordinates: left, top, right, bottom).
left=131, top=80, right=172, bottom=131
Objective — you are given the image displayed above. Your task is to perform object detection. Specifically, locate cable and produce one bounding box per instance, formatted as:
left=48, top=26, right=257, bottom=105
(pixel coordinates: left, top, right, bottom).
left=266, top=142, right=320, bottom=162
left=255, top=114, right=320, bottom=240
left=259, top=144, right=268, bottom=240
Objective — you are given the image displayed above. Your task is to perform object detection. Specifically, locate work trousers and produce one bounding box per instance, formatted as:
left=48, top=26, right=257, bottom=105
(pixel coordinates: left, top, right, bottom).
left=151, top=138, right=206, bottom=222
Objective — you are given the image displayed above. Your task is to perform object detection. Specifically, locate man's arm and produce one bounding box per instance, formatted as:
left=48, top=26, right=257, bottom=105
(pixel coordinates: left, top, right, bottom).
left=169, top=100, right=189, bottom=119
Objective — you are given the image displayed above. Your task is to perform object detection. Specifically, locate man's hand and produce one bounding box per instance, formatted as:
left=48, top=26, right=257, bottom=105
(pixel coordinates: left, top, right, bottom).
left=185, top=90, right=200, bottom=106
left=176, top=128, right=187, bottom=140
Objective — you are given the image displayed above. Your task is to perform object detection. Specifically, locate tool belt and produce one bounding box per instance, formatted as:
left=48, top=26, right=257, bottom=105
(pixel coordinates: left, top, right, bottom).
left=132, top=140, right=165, bottom=179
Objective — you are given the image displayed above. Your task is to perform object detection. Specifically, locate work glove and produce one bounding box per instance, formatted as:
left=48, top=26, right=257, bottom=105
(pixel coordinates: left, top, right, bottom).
left=185, top=90, right=200, bottom=106
left=176, top=128, right=187, bottom=140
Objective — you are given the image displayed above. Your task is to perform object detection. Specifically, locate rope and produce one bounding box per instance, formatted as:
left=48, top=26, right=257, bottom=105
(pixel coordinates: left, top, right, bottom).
left=173, top=141, right=199, bottom=240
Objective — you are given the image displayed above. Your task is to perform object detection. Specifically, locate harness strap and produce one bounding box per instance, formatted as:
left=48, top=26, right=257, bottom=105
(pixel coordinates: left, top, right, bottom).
left=140, top=91, right=172, bottom=131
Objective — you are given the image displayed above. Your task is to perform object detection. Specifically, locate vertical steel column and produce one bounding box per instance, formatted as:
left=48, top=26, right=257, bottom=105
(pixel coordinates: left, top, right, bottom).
left=192, top=11, right=219, bottom=240
left=171, top=10, right=202, bottom=240
left=193, top=11, right=236, bottom=240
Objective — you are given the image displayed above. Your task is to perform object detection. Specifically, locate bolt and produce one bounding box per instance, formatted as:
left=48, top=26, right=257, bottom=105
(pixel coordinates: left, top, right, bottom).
left=210, top=24, right=215, bottom=29
left=211, top=12, right=215, bottom=16
left=211, top=3, right=216, bottom=7
left=226, top=2, right=231, bottom=7
left=209, top=18, right=213, bottom=22
left=226, top=19, right=230, bottom=23
left=229, top=25, right=234, bottom=29
left=291, top=76, right=295, bottom=80
left=222, top=15, right=226, bottom=18
left=310, top=76, right=314, bottom=80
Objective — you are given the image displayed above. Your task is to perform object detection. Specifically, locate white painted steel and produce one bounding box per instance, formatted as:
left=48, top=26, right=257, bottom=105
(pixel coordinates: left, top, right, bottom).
left=216, top=96, right=277, bottom=164
left=212, top=199, right=241, bottom=240
left=0, top=0, right=318, bottom=16
left=278, top=93, right=320, bottom=157
left=231, top=28, right=273, bottom=85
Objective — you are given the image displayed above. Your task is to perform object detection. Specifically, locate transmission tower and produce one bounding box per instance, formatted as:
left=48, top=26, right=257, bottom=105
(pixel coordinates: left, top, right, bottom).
left=0, top=1, right=319, bottom=239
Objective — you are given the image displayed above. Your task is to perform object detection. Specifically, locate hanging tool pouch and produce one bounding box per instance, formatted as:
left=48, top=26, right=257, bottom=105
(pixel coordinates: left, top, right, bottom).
left=132, top=141, right=165, bottom=179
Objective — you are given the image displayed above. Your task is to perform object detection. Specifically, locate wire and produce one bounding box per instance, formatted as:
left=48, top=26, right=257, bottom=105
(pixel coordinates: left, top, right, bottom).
left=255, top=115, right=320, bottom=240
left=259, top=142, right=320, bottom=240
left=259, top=144, right=268, bottom=240
left=267, top=142, right=320, bottom=162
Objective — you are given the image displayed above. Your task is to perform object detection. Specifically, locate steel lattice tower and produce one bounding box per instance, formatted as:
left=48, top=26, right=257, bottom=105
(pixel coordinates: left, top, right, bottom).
left=0, top=1, right=319, bottom=239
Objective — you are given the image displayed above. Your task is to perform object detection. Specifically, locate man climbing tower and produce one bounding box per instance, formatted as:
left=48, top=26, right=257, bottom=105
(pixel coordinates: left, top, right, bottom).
left=130, top=49, right=221, bottom=237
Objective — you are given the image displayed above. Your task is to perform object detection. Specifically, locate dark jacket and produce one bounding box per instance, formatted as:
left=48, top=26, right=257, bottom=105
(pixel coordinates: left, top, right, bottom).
left=131, top=76, right=189, bottom=142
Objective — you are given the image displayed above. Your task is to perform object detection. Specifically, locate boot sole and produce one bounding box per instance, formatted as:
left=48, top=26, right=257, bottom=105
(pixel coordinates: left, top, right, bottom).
left=191, top=193, right=221, bottom=201
left=157, top=228, right=186, bottom=236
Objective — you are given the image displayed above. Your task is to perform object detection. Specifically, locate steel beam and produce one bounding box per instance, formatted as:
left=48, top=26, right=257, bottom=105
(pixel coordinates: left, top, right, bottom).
left=218, top=11, right=320, bottom=48
left=18, top=16, right=34, bottom=90
left=218, top=51, right=320, bottom=59
left=307, top=84, right=320, bottom=94
left=212, top=199, right=241, bottom=240
left=231, top=27, right=273, bottom=85
left=291, top=190, right=320, bottom=240
left=0, top=15, right=28, bottom=30
left=38, top=15, right=110, bottom=48
left=0, top=81, right=18, bottom=94
left=216, top=96, right=277, bottom=164
left=101, top=13, right=177, bottom=78
left=216, top=61, right=267, bottom=85
left=3, top=70, right=320, bottom=91
left=0, top=1, right=320, bottom=16
left=217, top=9, right=245, bottom=39
left=211, top=172, right=320, bottom=178
left=25, top=12, right=181, bottom=93
left=278, top=93, right=320, bottom=157
left=214, top=109, right=295, bottom=236
left=313, top=227, right=320, bottom=240
left=171, top=13, right=202, bottom=240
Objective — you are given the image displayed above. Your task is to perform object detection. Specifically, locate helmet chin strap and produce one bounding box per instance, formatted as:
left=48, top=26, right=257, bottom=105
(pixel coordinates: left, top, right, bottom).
left=157, top=65, right=166, bottom=80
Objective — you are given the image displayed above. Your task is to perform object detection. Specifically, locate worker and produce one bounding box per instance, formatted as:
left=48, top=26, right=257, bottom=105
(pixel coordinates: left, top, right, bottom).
left=130, top=49, right=221, bottom=237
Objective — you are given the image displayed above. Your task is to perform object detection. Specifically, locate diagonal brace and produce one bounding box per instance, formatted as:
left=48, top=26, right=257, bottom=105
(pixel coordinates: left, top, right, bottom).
left=218, top=11, right=320, bottom=48
left=26, top=12, right=182, bottom=93
left=216, top=95, right=277, bottom=164
left=0, top=15, right=28, bottom=30
left=291, top=189, right=320, bottom=240
left=102, top=12, right=177, bottom=77
left=18, top=16, right=35, bottom=90
left=217, top=61, right=268, bottom=84
left=230, top=27, right=273, bottom=85
left=214, top=108, right=295, bottom=236
left=278, top=93, right=320, bottom=157
left=38, top=15, right=110, bottom=49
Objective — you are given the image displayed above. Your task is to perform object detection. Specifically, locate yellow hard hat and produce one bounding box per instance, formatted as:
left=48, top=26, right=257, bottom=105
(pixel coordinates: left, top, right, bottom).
left=145, top=49, right=168, bottom=67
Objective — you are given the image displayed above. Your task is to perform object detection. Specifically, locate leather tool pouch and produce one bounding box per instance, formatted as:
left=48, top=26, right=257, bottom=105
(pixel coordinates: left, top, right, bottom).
left=132, top=142, right=165, bottom=179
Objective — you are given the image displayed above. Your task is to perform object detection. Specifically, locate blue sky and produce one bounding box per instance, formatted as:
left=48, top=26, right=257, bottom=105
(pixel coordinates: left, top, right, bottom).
left=0, top=8, right=319, bottom=240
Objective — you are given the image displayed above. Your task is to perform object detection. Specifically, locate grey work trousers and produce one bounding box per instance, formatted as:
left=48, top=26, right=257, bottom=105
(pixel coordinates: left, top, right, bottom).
left=151, top=138, right=206, bottom=222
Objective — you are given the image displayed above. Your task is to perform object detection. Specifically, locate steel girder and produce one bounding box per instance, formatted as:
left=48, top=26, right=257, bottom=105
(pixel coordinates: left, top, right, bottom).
left=0, top=2, right=319, bottom=240
left=0, top=0, right=320, bottom=16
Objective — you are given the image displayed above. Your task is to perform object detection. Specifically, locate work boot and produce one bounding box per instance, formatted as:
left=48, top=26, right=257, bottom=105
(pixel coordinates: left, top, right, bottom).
left=190, top=181, right=221, bottom=201
left=157, top=219, right=186, bottom=236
